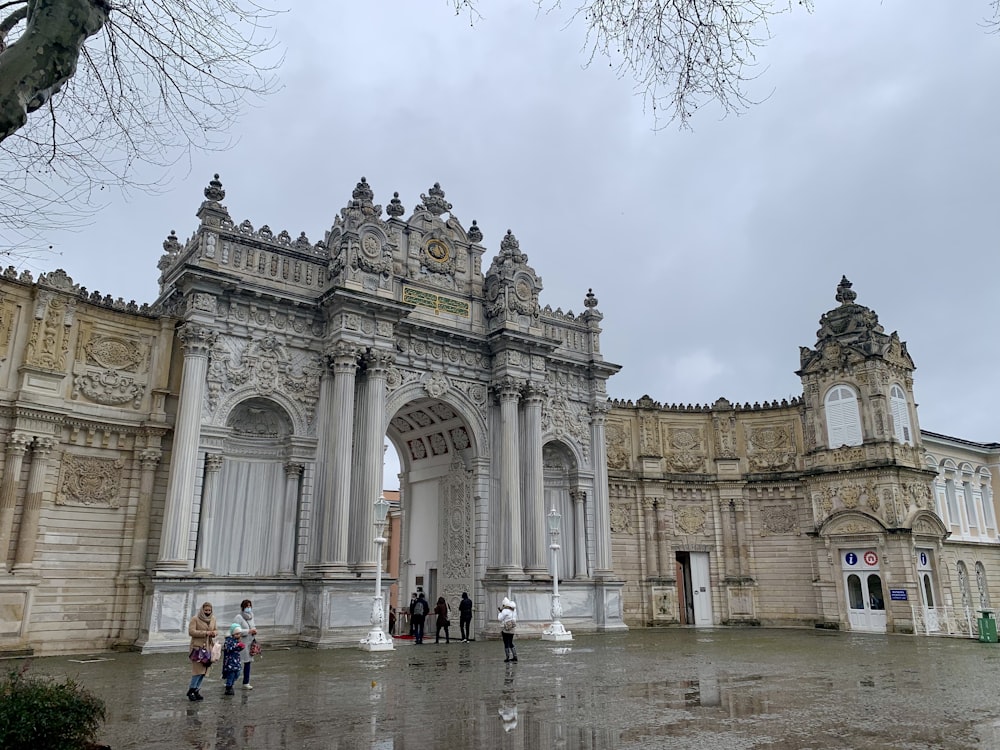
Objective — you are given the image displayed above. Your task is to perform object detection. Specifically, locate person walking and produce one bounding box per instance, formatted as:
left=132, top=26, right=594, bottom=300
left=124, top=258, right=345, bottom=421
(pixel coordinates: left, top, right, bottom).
left=498, top=597, right=518, bottom=663
left=221, top=623, right=245, bottom=696
left=236, top=599, right=258, bottom=690
left=408, top=592, right=418, bottom=636
left=434, top=596, right=451, bottom=644
left=187, top=601, right=217, bottom=701
left=458, top=591, right=473, bottom=642
left=411, top=592, right=429, bottom=644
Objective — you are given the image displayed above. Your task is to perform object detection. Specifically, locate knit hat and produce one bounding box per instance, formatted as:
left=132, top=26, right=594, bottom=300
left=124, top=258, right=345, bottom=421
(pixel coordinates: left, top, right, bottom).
left=230, top=623, right=242, bottom=636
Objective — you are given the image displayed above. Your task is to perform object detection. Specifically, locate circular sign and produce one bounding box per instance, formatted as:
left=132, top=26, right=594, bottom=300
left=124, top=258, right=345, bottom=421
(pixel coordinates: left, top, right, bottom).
left=863, top=551, right=879, bottom=566
left=845, top=552, right=858, bottom=566
left=920, top=552, right=928, bottom=566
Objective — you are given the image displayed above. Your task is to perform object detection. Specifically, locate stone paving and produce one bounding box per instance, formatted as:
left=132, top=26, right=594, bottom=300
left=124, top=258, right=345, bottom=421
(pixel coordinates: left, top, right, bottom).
left=10, top=627, right=1000, bottom=749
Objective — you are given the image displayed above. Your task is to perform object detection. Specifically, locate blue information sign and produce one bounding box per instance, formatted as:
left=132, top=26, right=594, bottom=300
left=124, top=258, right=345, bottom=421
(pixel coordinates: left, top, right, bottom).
left=889, top=589, right=908, bottom=601
left=845, top=552, right=858, bottom=566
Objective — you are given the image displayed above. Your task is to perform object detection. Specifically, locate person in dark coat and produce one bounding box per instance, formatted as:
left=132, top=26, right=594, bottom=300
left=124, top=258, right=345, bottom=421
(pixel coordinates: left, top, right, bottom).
left=411, top=592, right=429, bottom=644
left=434, top=596, right=451, bottom=644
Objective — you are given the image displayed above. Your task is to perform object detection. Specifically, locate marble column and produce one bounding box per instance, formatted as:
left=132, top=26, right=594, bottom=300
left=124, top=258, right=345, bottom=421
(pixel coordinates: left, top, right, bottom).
left=496, top=376, right=523, bottom=574
left=128, top=449, right=162, bottom=573
left=521, top=383, right=546, bottom=575
left=349, top=350, right=392, bottom=569
left=571, top=488, right=587, bottom=579
left=279, top=462, right=303, bottom=574
left=13, top=437, right=55, bottom=572
left=157, top=324, right=214, bottom=573
left=322, top=343, right=358, bottom=571
left=590, top=405, right=613, bottom=574
left=0, top=433, right=30, bottom=573
left=193, top=453, right=223, bottom=573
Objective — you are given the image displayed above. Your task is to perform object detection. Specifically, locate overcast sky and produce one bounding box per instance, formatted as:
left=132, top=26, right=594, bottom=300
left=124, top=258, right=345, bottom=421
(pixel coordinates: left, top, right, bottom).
left=31, top=2, right=1000, bottom=485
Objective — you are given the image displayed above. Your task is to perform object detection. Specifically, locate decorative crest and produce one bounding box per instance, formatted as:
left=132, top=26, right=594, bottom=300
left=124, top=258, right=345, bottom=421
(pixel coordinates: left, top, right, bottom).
left=204, top=174, right=225, bottom=203
left=835, top=276, right=857, bottom=305
left=163, top=230, right=181, bottom=254
left=386, top=191, right=405, bottom=218
left=467, top=220, right=483, bottom=243
left=420, top=182, right=453, bottom=217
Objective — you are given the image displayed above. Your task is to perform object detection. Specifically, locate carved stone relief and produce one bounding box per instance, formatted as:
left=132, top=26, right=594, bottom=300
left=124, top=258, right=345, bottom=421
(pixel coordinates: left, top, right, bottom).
left=675, top=506, right=707, bottom=535
left=26, top=292, right=75, bottom=370
left=57, top=454, right=124, bottom=507
left=664, top=427, right=705, bottom=473
left=606, top=420, right=631, bottom=470
left=760, top=505, right=798, bottom=535
left=541, top=372, right=591, bottom=463
left=746, top=423, right=795, bottom=472
left=609, top=504, right=633, bottom=534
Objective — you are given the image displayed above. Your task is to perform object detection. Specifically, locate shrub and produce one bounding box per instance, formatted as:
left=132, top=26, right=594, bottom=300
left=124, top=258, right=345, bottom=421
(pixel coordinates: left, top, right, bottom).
left=0, top=663, right=107, bottom=750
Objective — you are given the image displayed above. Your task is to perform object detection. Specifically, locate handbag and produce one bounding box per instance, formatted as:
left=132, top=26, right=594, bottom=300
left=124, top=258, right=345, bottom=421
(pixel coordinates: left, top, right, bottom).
left=189, top=646, right=211, bottom=665
left=210, top=639, right=222, bottom=663
left=502, top=618, right=516, bottom=633
left=249, top=639, right=262, bottom=657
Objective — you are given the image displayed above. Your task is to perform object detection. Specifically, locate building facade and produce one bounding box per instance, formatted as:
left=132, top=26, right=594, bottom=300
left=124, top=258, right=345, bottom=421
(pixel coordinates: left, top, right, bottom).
left=0, top=180, right=996, bottom=656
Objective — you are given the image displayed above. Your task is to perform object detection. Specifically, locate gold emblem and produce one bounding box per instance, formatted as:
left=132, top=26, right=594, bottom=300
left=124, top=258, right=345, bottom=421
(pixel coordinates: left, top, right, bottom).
left=427, top=239, right=450, bottom=262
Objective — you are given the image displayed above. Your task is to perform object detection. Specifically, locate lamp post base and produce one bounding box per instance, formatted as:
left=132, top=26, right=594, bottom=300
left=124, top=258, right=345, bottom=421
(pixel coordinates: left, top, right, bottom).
left=541, top=621, right=573, bottom=641
left=359, top=628, right=395, bottom=651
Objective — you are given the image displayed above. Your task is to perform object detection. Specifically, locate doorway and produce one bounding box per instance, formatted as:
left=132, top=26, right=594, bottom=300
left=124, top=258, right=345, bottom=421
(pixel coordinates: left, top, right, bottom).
left=676, top=551, right=713, bottom=626
left=842, top=549, right=887, bottom=633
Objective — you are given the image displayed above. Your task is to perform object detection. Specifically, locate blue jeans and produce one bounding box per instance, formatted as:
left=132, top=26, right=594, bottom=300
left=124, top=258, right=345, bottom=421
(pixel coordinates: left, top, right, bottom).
left=413, top=617, right=425, bottom=643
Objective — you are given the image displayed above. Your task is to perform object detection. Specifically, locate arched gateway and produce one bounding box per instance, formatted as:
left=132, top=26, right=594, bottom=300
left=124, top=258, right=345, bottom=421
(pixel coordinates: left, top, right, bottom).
left=142, top=176, right=625, bottom=650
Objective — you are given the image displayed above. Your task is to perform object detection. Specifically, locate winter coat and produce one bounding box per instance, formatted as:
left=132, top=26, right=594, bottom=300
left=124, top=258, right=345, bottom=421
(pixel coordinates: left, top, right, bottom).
left=236, top=611, right=256, bottom=665
left=498, top=598, right=517, bottom=634
left=221, top=635, right=244, bottom=677
left=188, top=613, right=217, bottom=676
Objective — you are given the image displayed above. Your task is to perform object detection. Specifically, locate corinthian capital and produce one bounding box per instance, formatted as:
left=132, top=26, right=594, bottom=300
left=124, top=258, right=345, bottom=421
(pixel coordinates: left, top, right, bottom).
left=178, top=324, right=217, bottom=356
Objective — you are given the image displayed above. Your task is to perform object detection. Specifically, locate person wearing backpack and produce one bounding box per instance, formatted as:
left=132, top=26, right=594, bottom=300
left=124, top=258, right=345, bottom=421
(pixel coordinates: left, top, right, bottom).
left=498, top=597, right=518, bottom=662
left=412, top=592, right=429, bottom=644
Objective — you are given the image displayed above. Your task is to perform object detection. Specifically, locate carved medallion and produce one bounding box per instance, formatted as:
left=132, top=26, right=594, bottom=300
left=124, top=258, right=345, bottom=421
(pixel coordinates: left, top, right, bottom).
left=676, top=506, right=707, bottom=535
left=57, top=454, right=124, bottom=508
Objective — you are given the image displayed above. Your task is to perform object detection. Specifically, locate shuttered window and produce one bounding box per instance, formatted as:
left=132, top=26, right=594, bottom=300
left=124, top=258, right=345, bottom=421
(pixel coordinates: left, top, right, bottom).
left=825, top=385, right=863, bottom=448
left=889, top=384, right=912, bottom=444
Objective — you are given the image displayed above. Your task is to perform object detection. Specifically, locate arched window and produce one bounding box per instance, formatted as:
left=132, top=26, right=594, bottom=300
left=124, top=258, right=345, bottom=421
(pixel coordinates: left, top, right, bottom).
left=889, top=384, right=912, bottom=444
left=957, top=561, right=971, bottom=612
left=922, top=573, right=934, bottom=607
left=825, top=385, right=863, bottom=448
left=976, top=562, right=991, bottom=609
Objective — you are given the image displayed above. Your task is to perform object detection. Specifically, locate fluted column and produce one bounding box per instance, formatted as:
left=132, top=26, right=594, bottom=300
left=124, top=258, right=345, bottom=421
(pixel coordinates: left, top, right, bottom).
left=280, top=463, right=303, bottom=574
left=350, top=349, right=393, bottom=569
left=321, top=343, right=358, bottom=571
left=193, top=453, right=223, bottom=573
left=590, top=404, right=613, bottom=574
left=0, top=433, right=30, bottom=573
left=13, top=437, right=55, bottom=572
left=521, top=383, right=546, bottom=575
left=496, top=376, right=523, bottom=573
left=571, top=489, right=587, bottom=579
left=157, top=324, right=214, bottom=573
left=655, top=499, right=670, bottom=578
left=643, top=499, right=658, bottom=579
left=128, top=449, right=162, bottom=573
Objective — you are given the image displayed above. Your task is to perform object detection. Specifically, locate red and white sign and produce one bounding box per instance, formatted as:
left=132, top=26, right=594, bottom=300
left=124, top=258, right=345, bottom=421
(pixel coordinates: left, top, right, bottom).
left=863, top=551, right=879, bottom=566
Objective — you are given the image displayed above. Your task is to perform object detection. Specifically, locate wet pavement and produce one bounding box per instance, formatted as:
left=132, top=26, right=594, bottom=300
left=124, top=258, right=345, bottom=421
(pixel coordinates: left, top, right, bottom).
left=10, top=628, right=1000, bottom=749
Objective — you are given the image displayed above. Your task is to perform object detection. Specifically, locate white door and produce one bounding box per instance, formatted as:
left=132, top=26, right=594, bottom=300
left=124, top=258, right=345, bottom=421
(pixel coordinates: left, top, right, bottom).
left=842, top=549, right=887, bottom=633
left=917, top=549, right=940, bottom=633
left=690, top=552, right=713, bottom=626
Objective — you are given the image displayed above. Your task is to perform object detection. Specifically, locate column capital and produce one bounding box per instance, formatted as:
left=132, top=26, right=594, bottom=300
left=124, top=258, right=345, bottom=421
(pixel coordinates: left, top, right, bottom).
left=31, top=436, right=56, bottom=456
left=492, top=375, right=524, bottom=402
left=204, top=453, right=224, bottom=472
left=522, top=381, right=548, bottom=404
left=284, top=462, right=304, bottom=477
left=7, top=432, right=31, bottom=454
left=139, top=448, right=162, bottom=469
left=362, top=348, right=395, bottom=374
left=327, top=342, right=360, bottom=371
left=570, top=488, right=587, bottom=505
left=177, top=324, right=217, bottom=356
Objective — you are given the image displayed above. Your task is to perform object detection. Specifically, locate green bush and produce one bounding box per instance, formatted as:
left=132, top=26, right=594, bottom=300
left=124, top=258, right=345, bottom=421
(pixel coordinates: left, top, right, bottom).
left=0, top=664, right=107, bottom=750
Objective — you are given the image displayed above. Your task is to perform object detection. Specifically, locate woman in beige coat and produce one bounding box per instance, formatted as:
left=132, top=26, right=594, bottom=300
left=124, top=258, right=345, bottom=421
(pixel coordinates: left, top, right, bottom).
left=186, top=601, right=217, bottom=701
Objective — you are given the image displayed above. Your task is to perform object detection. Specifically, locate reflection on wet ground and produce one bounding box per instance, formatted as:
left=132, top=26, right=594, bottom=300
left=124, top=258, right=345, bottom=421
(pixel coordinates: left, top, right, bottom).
left=14, top=628, right=1000, bottom=749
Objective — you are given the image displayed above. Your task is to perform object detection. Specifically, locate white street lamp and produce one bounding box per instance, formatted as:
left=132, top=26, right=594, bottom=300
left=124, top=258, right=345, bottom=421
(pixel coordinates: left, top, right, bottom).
left=542, top=504, right=572, bottom=641
left=360, top=494, right=394, bottom=651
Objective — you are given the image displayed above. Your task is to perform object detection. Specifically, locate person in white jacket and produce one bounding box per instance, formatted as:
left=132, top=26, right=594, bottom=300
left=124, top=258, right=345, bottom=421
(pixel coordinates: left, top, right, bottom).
left=236, top=598, right=258, bottom=689
left=497, top=597, right=518, bottom=663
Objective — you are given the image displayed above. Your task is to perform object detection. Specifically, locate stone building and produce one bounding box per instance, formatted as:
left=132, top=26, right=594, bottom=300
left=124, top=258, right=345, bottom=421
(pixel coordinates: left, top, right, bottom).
left=606, top=277, right=1000, bottom=636
left=0, top=179, right=996, bottom=656
left=0, top=177, right=624, bottom=656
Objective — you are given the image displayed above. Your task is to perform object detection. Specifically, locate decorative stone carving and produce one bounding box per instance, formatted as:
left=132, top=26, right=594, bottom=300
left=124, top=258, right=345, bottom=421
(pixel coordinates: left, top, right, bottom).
left=423, top=372, right=450, bottom=398
left=83, top=336, right=145, bottom=372
left=57, top=454, right=124, bottom=507
left=746, top=424, right=795, bottom=472
left=761, top=505, right=798, bottom=535
left=483, top=230, right=542, bottom=330
left=26, top=292, right=75, bottom=370
left=606, top=421, right=631, bottom=470
left=541, top=373, right=591, bottom=463
left=639, top=414, right=661, bottom=457
left=73, top=370, right=144, bottom=408
left=675, top=506, right=707, bottom=535
left=609, top=503, right=633, bottom=534
left=665, top=428, right=705, bottom=473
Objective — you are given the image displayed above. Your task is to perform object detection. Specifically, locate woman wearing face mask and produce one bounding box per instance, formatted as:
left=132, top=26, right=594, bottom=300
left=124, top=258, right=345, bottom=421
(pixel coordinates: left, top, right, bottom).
left=236, top=599, right=258, bottom=690
left=187, top=601, right=217, bottom=701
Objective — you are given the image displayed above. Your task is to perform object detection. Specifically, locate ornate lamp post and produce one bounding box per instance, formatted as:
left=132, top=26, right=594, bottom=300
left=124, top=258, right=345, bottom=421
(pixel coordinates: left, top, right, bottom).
left=360, top=494, right=394, bottom=651
left=542, top=505, right=572, bottom=641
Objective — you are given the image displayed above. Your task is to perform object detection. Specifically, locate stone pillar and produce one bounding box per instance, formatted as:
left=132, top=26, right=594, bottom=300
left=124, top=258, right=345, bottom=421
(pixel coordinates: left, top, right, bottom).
left=128, top=449, right=162, bottom=573
left=643, top=499, right=658, bottom=578
left=349, top=349, right=392, bottom=569
left=590, top=405, right=613, bottom=574
left=496, top=376, right=523, bottom=574
left=280, top=463, right=303, bottom=574
left=319, top=343, right=358, bottom=572
left=193, top=453, right=223, bottom=573
left=655, top=500, right=671, bottom=578
left=571, top=489, right=587, bottom=579
left=157, top=325, right=214, bottom=573
left=0, top=433, right=31, bottom=573
left=13, top=437, right=55, bottom=572
left=521, top=383, right=546, bottom=575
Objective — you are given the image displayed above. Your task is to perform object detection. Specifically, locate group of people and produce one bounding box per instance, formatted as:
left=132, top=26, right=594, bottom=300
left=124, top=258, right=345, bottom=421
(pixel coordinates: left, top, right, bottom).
left=407, top=591, right=475, bottom=644
left=186, top=599, right=259, bottom=701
